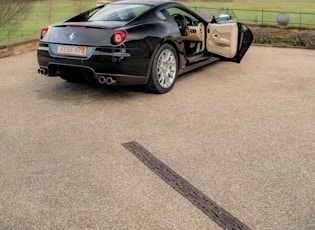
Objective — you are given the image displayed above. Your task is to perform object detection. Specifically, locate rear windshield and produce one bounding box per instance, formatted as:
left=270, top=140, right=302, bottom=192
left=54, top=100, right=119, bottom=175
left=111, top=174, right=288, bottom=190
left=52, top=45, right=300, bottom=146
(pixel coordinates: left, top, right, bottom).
left=89, top=4, right=151, bottom=22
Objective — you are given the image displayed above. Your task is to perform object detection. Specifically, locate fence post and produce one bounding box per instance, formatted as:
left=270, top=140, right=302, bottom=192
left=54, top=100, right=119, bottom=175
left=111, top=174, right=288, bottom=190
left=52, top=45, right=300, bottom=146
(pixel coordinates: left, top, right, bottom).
left=299, top=12, right=302, bottom=30
left=262, top=10, right=264, bottom=26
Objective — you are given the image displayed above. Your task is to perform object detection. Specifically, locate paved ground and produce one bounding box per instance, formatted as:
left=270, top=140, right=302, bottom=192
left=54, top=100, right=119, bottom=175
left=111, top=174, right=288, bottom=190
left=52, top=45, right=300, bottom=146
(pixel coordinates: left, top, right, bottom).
left=0, top=46, right=314, bottom=229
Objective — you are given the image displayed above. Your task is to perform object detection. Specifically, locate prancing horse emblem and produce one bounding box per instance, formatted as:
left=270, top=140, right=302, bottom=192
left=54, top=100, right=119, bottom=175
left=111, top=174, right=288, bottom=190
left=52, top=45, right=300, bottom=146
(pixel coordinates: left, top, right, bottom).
left=69, top=33, right=75, bottom=41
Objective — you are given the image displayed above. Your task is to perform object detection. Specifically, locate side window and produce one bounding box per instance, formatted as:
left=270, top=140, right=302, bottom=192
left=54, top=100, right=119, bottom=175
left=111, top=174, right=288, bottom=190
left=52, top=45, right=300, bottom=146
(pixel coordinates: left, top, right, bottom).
left=166, top=8, right=189, bottom=17
left=165, top=7, right=198, bottom=25
left=156, top=11, right=167, bottom=20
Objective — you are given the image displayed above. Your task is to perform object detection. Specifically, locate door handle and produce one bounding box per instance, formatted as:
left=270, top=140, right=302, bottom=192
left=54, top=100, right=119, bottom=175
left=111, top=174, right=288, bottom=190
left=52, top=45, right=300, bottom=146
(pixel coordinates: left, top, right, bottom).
left=212, top=34, right=230, bottom=45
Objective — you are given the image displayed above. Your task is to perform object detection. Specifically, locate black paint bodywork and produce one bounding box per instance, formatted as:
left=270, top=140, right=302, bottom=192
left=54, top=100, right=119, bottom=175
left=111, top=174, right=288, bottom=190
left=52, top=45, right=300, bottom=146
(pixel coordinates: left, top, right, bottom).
left=37, top=0, right=253, bottom=85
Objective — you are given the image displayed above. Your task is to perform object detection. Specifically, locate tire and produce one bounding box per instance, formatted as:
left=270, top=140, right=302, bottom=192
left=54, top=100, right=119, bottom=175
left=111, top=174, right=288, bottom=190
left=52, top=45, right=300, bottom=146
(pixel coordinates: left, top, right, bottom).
left=147, top=44, right=178, bottom=94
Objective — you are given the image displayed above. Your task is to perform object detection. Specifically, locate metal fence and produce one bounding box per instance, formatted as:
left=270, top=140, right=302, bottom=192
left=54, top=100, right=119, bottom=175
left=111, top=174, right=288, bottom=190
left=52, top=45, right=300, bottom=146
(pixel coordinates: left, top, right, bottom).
left=194, top=7, right=315, bottom=28
left=1, top=7, right=315, bottom=42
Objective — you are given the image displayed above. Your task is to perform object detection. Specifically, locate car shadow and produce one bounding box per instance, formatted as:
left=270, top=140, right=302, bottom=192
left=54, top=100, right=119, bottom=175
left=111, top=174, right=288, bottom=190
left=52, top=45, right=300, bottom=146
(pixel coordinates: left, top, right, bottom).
left=36, top=79, right=148, bottom=104
left=36, top=62, right=222, bottom=103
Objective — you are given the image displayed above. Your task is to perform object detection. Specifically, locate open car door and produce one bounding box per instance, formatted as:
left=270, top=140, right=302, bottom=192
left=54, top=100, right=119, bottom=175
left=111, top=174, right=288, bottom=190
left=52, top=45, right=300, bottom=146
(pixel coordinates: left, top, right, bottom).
left=206, top=21, right=253, bottom=63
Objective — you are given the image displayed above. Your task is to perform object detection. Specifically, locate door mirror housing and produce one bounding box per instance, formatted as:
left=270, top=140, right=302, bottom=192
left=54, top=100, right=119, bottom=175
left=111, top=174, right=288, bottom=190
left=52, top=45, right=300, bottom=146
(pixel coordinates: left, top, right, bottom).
left=218, top=14, right=231, bottom=21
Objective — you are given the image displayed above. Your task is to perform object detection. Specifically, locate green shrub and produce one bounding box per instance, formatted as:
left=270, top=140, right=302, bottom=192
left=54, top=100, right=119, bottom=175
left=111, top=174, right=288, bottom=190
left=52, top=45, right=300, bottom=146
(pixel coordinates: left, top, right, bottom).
left=250, top=26, right=315, bottom=49
left=250, top=27, right=274, bottom=44
left=287, top=31, right=315, bottom=49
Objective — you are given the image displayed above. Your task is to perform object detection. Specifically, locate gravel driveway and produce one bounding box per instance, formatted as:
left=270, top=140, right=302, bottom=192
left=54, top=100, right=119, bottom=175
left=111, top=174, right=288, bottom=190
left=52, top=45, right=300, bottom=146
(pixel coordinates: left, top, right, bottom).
left=0, top=46, right=314, bottom=229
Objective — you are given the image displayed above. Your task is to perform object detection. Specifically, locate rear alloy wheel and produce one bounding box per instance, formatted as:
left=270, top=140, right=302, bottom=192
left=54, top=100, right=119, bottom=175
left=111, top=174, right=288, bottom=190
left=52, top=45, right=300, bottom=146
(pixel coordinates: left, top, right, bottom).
left=147, top=44, right=178, bottom=94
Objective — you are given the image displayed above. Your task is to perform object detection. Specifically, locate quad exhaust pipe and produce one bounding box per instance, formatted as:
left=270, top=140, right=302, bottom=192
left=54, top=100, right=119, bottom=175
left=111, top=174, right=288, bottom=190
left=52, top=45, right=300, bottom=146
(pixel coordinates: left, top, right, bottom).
left=98, top=76, right=117, bottom=85
left=37, top=68, right=48, bottom=75
left=37, top=68, right=117, bottom=85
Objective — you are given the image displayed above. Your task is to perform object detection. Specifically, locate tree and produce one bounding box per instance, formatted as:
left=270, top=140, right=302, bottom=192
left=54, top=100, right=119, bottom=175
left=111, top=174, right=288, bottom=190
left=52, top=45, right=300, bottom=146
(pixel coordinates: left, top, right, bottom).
left=0, top=0, right=33, bottom=41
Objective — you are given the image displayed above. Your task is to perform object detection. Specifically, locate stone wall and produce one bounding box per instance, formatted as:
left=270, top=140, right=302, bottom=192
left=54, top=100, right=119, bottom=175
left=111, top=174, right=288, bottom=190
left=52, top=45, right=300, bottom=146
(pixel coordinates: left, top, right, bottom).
left=0, top=36, right=39, bottom=58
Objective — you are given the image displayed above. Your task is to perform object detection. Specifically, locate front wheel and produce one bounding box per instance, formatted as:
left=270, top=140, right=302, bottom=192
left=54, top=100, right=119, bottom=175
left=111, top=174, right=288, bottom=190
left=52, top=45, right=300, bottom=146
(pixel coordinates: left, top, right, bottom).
left=146, top=44, right=178, bottom=94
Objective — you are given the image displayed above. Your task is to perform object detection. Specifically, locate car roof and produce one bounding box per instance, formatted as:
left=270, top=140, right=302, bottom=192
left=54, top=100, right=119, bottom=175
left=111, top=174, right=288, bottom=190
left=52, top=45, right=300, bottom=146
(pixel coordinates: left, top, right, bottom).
left=110, top=0, right=174, bottom=7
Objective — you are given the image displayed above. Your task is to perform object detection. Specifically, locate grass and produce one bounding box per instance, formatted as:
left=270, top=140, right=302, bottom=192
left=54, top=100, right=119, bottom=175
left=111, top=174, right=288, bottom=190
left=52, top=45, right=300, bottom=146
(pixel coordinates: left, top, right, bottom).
left=185, top=1, right=315, bottom=26
left=23, top=0, right=95, bottom=32
left=1, top=0, right=315, bottom=41
left=1, top=0, right=95, bottom=41
left=185, top=1, right=315, bottom=13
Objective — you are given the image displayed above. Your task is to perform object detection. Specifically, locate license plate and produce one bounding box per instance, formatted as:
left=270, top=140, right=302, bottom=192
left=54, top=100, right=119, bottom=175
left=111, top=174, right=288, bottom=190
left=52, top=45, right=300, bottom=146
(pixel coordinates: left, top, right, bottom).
left=57, top=45, right=87, bottom=56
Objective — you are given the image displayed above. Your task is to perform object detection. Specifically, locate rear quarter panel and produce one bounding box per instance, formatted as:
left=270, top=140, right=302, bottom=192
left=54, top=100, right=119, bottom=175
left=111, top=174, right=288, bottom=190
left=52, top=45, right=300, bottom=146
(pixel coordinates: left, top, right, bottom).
left=124, top=20, right=184, bottom=77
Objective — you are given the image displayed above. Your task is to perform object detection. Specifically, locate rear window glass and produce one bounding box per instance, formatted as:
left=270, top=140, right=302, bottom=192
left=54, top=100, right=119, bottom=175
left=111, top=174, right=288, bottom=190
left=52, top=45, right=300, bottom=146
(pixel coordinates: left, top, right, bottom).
left=89, top=4, right=151, bottom=21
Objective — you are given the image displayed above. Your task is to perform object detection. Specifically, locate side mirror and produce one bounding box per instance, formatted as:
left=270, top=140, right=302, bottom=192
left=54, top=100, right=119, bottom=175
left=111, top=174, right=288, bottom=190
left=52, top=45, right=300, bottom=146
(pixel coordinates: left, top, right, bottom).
left=218, top=14, right=231, bottom=21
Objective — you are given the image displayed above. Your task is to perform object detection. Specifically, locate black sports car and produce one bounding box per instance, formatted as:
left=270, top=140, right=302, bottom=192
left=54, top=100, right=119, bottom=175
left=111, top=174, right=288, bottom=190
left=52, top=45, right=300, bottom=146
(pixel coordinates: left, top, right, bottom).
left=37, top=0, right=253, bottom=93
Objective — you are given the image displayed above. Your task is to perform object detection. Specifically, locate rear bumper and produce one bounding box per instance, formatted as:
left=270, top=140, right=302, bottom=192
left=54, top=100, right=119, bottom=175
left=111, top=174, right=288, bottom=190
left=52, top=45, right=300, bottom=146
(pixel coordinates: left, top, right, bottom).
left=37, top=42, right=151, bottom=85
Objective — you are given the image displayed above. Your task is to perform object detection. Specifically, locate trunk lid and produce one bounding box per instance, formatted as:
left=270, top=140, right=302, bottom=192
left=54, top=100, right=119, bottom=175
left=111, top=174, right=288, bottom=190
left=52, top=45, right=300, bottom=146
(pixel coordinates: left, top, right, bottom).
left=47, top=21, right=127, bottom=46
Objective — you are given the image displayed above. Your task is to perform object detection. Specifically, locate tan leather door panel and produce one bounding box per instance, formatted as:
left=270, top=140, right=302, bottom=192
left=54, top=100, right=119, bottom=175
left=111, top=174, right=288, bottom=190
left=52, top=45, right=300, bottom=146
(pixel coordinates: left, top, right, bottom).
left=206, top=23, right=238, bottom=58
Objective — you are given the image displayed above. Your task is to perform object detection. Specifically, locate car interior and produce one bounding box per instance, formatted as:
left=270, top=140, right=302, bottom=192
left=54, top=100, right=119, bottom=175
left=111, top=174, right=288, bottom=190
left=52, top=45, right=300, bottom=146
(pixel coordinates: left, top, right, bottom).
left=166, top=8, right=206, bottom=57
left=166, top=7, right=239, bottom=60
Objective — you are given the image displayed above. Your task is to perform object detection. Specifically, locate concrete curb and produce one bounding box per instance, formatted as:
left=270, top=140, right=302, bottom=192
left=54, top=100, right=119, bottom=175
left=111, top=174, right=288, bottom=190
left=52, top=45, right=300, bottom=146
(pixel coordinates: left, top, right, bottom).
left=0, top=36, right=39, bottom=58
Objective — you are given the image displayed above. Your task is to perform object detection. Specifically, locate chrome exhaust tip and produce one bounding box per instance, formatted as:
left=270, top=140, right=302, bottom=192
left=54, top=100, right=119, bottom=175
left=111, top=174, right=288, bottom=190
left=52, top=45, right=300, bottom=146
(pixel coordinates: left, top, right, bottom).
left=37, top=68, right=47, bottom=75
left=106, top=77, right=117, bottom=85
left=98, top=76, right=117, bottom=85
left=99, top=76, right=107, bottom=84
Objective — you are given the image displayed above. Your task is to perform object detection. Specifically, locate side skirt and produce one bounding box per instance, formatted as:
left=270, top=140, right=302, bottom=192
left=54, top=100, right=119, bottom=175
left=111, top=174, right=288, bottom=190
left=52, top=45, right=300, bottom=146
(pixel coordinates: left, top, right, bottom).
left=178, top=57, right=220, bottom=76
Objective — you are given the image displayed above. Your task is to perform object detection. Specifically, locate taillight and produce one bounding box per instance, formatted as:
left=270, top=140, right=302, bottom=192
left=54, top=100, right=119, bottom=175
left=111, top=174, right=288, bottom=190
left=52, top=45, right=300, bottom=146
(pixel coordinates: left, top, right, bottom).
left=40, top=27, right=48, bottom=39
left=111, top=31, right=126, bottom=45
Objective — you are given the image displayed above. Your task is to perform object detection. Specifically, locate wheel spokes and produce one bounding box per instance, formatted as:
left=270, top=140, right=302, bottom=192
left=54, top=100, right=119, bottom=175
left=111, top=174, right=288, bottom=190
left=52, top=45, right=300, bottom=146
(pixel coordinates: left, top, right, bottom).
left=157, top=49, right=176, bottom=88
